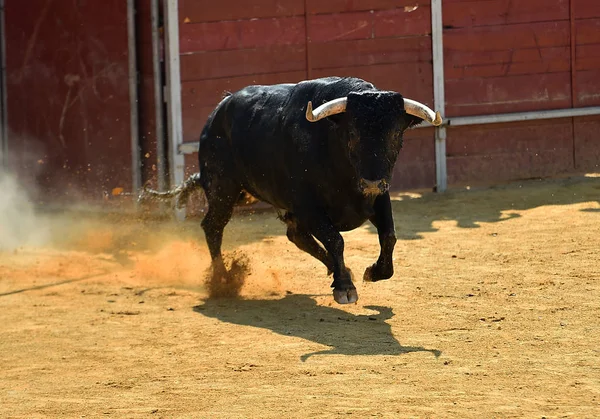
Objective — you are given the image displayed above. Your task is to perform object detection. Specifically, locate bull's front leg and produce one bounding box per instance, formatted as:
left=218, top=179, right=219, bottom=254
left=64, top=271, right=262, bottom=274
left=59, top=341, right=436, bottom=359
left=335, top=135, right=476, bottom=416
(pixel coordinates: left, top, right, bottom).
left=304, top=212, right=358, bottom=304
left=364, top=192, right=397, bottom=282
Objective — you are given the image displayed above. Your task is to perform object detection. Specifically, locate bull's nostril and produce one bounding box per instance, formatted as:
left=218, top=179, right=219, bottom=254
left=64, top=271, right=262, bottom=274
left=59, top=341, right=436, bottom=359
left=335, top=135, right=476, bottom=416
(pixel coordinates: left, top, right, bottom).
left=359, top=178, right=386, bottom=195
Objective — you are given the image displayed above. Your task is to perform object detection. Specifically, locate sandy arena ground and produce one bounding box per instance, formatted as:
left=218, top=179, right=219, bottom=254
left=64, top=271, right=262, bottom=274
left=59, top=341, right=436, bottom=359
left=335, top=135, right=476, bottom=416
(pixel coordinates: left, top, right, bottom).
left=1, top=176, right=599, bottom=418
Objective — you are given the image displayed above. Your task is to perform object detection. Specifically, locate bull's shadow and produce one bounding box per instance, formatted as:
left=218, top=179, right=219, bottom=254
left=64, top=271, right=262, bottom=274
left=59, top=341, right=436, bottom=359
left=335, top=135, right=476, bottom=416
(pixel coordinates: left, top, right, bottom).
left=193, top=294, right=441, bottom=362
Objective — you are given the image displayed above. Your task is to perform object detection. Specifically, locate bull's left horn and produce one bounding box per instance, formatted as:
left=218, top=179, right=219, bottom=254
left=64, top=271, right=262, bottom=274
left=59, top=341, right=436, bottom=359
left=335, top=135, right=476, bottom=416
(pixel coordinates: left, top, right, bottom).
left=404, top=98, right=443, bottom=126
left=306, top=97, right=347, bottom=122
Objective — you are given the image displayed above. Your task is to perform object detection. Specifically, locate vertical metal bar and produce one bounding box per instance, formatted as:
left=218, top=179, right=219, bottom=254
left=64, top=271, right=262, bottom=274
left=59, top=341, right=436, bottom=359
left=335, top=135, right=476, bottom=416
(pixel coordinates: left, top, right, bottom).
left=431, top=0, right=447, bottom=192
left=163, top=0, right=185, bottom=220
left=0, top=0, right=7, bottom=168
left=127, top=0, right=142, bottom=196
left=151, top=0, right=166, bottom=192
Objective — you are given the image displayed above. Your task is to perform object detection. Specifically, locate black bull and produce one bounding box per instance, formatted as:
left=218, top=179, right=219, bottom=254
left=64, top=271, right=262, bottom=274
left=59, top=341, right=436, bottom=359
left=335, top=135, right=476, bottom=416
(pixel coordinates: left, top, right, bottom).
left=140, top=77, right=442, bottom=304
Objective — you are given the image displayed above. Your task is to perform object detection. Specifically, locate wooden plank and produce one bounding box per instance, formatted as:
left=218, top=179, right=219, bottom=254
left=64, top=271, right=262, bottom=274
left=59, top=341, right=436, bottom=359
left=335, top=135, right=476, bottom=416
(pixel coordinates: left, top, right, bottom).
left=373, top=5, right=432, bottom=37
left=307, top=0, right=431, bottom=15
left=576, top=44, right=600, bottom=71
left=181, top=70, right=307, bottom=110
left=445, top=72, right=572, bottom=116
left=445, top=46, right=570, bottom=79
left=179, top=0, right=304, bottom=22
left=573, top=0, right=600, bottom=19
left=447, top=118, right=575, bottom=185
left=180, top=16, right=305, bottom=53
left=180, top=45, right=306, bottom=82
left=443, top=21, right=569, bottom=52
left=574, top=115, right=600, bottom=172
left=308, top=11, right=373, bottom=43
left=443, top=0, right=569, bottom=28
left=574, top=70, right=600, bottom=106
left=447, top=150, right=574, bottom=185
left=311, top=62, right=434, bottom=105
left=446, top=118, right=573, bottom=156
left=575, top=17, right=600, bottom=45
left=307, top=7, right=431, bottom=43
left=309, top=36, right=431, bottom=70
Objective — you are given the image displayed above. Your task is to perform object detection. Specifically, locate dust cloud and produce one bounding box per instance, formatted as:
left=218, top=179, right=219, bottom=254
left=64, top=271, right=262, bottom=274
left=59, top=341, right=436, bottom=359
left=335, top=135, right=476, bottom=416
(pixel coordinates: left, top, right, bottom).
left=0, top=168, right=49, bottom=251
left=204, top=251, right=251, bottom=298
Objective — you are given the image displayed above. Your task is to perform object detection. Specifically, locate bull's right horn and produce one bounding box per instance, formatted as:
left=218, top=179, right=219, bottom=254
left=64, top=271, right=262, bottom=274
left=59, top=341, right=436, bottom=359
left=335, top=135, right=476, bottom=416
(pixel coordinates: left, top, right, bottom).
left=306, top=97, right=347, bottom=122
left=403, top=98, right=443, bottom=126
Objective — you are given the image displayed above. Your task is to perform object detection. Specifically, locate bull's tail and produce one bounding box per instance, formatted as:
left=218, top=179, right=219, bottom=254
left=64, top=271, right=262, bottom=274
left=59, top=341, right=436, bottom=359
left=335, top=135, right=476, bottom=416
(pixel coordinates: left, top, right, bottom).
left=138, top=172, right=202, bottom=209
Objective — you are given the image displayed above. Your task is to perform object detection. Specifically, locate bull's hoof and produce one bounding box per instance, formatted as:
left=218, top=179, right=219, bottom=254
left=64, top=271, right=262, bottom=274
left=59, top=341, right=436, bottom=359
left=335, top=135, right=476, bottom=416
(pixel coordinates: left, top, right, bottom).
left=333, top=288, right=358, bottom=304
left=363, top=264, right=393, bottom=282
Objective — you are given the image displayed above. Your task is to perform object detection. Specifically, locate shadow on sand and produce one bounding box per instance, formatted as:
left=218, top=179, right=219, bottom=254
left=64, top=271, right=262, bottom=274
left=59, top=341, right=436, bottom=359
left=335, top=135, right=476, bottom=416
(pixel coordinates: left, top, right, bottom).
left=374, top=175, right=600, bottom=240
left=193, top=293, right=441, bottom=362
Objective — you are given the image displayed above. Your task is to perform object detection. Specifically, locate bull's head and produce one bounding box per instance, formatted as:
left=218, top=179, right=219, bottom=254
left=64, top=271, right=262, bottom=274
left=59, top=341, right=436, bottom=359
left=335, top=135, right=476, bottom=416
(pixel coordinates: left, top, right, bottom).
left=306, top=92, right=442, bottom=196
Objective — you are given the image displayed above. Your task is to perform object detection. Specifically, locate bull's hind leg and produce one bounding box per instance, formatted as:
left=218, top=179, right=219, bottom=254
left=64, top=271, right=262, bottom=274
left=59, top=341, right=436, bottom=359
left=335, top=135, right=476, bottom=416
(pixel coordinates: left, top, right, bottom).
left=200, top=179, right=242, bottom=276
left=282, top=212, right=334, bottom=275
left=364, top=192, right=397, bottom=282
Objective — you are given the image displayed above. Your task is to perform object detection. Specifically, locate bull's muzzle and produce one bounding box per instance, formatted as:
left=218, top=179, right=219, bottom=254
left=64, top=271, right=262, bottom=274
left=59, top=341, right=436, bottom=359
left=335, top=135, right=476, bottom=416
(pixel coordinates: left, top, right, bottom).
left=359, top=178, right=389, bottom=196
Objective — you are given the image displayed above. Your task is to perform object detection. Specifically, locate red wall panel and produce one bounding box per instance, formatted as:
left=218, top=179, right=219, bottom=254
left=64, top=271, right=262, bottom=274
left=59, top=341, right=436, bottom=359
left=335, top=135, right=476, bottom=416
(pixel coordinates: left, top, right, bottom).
left=574, top=17, right=600, bottom=106
left=445, top=46, right=570, bottom=79
left=308, top=11, right=373, bottom=43
left=445, top=72, right=572, bottom=116
left=394, top=128, right=436, bottom=190
left=5, top=0, right=133, bottom=204
left=576, top=44, right=600, bottom=71
left=180, top=45, right=306, bottom=82
left=444, top=21, right=569, bottom=52
left=180, top=17, right=306, bottom=54
left=309, top=37, right=431, bottom=70
left=447, top=119, right=575, bottom=185
left=444, top=0, right=569, bottom=28
left=574, top=71, right=600, bottom=106
left=179, top=0, right=304, bottom=22
left=574, top=116, right=600, bottom=172
left=307, top=6, right=430, bottom=43
left=306, top=0, right=431, bottom=15
left=572, top=0, right=600, bottom=19
left=373, top=6, right=432, bottom=37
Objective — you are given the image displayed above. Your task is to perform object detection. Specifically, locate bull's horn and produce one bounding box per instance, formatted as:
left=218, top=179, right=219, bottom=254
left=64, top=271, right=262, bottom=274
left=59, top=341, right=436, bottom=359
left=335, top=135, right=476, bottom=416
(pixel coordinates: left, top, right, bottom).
left=404, top=98, right=443, bottom=126
left=306, top=97, right=347, bottom=122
